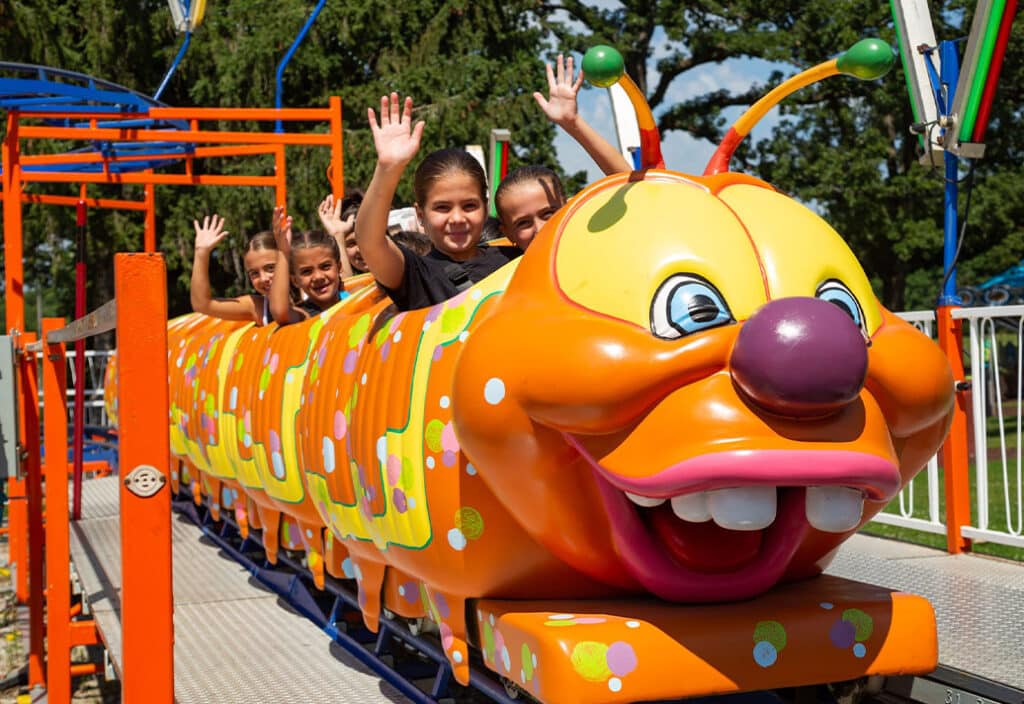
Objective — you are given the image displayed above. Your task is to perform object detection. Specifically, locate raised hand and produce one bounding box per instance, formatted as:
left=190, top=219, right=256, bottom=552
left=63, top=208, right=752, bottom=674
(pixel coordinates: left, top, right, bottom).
left=193, top=214, right=229, bottom=252
left=533, top=54, right=584, bottom=127
left=272, top=205, right=293, bottom=255
left=368, top=93, right=425, bottom=169
left=317, top=194, right=353, bottom=239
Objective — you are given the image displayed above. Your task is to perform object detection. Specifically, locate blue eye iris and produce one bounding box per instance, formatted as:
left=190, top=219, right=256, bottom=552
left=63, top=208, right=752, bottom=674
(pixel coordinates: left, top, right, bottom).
left=816, top=280, right=864, bottom=329
left=650, top=274, right=733, bottom=339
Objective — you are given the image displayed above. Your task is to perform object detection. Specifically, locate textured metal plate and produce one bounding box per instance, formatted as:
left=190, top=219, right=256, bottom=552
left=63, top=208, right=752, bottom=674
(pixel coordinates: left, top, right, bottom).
left=71, top=476, right=405, bottom=703
left=827, top=533, right=1024, bottom=690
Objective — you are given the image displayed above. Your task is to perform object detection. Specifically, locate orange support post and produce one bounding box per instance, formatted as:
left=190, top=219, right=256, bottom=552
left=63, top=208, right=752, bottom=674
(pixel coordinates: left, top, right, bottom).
left=144, top=171, right=156, bottom=253
left=19, top=334, right=45, bottom=688
left=937, top=305, right=973, bottom=553
left=329, top=95, right=344, bottom=199
left=42, top=317, right=71, bottom=704
left=114, top=253, right=173, bottom=703
left=274, top=145, right=287, bottom=209
left=4, top=112, right=28, bottom=605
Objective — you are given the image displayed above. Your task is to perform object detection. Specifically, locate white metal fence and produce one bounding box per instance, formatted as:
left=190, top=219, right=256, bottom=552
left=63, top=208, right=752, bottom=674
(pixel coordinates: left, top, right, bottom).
left=873, top=308, right=1024, bottom=550
left=36, top=349, right=114, bottom=428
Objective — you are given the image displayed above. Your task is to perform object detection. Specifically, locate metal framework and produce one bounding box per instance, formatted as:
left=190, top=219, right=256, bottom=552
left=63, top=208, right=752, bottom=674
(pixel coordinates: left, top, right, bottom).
left=1, top=63, right=345, bottom=702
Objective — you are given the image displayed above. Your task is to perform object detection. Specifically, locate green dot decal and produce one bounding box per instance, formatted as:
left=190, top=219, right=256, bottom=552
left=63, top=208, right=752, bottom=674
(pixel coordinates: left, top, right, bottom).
left=425, top=419, right=445, bottom=452
left=441, top=307, right=466, bottom=334
left=753, top=620, right=787, bottom=651
left=842, top=608, right=873, bottom=641
left=349, top=314, right=371, bottom=348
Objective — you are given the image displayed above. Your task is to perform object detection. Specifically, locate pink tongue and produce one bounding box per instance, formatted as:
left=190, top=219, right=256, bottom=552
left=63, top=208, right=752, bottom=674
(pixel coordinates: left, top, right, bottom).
left=648, top=505, right=763, bottom=573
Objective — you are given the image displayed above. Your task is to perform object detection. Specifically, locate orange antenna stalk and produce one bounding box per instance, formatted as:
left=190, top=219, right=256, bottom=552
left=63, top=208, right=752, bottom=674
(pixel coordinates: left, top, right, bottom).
left=704, top=38, right=894, bottom=175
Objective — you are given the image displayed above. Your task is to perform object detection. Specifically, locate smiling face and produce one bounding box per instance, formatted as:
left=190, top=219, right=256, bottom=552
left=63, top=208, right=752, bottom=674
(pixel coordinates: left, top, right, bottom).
left=497, top=177, right=564, bottom=250
left=343, top=231, right=367, bottom=273
left=291, top=245, right=340, bottom=309
left=453, top=170, right=954, bottom=602
left=244, top=248, right=277, bottom=296
left=415, top=172, right=486, bottom=261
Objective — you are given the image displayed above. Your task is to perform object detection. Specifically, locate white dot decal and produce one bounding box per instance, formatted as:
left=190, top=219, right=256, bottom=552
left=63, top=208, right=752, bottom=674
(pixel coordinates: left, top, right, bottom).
left=393, top=330, right=402, bottom=343
left=439, top=395, right=450, bottom=409
left=484, top=378, right=505, bottom=405
left=608, top=677, right=622, bottom=692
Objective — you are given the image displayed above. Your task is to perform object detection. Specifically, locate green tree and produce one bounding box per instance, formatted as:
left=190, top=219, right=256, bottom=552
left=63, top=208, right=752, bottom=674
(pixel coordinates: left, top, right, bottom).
left=1, top=0, right=559, bottom=321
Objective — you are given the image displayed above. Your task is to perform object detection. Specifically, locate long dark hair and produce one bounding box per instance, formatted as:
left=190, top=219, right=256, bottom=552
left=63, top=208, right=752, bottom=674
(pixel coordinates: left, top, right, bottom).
left=413, top=148, right=487, bottom=205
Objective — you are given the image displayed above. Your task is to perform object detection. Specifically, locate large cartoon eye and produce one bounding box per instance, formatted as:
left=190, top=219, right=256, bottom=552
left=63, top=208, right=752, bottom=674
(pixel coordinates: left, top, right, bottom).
left=816, top=280, right=865, bottom=330
left=650, top=274, right=733, bottom=340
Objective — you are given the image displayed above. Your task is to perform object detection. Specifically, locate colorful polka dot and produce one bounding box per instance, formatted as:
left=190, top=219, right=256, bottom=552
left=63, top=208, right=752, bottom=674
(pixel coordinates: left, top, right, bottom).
left=484, top=378, right=505, bottom=405
left=570, top=642, right=610, bottom=682
left=753, top=640, right=778, bottom=667
left=447, top=528, right=467, bottom=551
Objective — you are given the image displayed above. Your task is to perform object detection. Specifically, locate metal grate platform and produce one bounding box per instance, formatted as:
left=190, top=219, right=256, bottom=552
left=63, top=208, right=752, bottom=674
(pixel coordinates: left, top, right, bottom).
left=826, top=533, right=1024, bottom=691
left=68, top=476, right=406, bottom=703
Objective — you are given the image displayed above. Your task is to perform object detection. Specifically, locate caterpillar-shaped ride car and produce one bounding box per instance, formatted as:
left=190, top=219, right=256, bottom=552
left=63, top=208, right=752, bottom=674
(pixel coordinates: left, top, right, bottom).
left=133, top=40, right=955, bottom=703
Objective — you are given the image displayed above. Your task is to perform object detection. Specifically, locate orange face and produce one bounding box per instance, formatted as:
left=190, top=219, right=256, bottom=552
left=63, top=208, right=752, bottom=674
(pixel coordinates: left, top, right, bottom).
left=453, top=170, right=954, bottom=602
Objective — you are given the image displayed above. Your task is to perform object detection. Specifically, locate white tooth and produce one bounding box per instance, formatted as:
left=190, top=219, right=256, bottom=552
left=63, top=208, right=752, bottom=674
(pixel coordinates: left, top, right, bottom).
left=625, top=492, right=665, bottom=508
left=670, top=492, right=712, bottom=522
left=805, top=486, right=864, bottom=533
left=707, top=487, right=777, bottom=531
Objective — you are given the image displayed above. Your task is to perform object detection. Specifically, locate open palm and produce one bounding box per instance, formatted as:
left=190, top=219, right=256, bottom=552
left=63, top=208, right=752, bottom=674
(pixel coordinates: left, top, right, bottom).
left=534, top=54, right=584, bottom=125
left=368, top=93, right=425, bottom=169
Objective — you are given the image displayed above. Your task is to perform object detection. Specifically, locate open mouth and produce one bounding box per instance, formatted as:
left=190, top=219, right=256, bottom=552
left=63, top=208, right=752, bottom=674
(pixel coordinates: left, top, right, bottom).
left=568, top=441, right=901, bottom=602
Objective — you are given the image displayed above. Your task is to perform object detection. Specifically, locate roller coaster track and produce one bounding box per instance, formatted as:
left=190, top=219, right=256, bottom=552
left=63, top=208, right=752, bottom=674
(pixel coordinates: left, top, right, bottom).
left=171, top=487, right=1024, bottom=704
left=0, top=62, right=193, bottom=174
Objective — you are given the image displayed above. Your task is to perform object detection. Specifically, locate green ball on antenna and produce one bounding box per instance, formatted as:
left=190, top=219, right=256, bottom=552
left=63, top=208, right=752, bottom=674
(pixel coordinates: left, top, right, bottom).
left=836, top=38, right=895, bottom=80
left=582, top=45, right=625, bottom=87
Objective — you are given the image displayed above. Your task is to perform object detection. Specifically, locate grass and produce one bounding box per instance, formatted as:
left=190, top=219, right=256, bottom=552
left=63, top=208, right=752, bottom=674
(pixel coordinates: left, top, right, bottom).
left=863, top=451, right=1024, bottom=562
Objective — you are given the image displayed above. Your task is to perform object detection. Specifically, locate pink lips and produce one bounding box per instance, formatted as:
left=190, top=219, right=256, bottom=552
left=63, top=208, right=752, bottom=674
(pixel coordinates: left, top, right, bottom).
left=578, top=448, right=903, bottom=503
left=567, top=442, right=902, bottom=602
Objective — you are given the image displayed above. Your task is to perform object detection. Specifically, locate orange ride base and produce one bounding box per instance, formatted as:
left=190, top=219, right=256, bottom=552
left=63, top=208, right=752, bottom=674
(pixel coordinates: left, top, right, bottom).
left=474, top=574, right=936, bottom=704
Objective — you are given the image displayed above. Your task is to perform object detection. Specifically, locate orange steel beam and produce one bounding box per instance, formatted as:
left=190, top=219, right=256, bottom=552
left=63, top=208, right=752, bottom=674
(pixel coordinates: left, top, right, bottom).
left=21, top=143, right=279, bottom=166
left=69, top=620, right=98, bottom=647
left=329, top=95, right=344, bottom=199
left=143, top=170, right=156, bottom=252
left=22, top=193, right=148, bottom=211
left=70, top=663, right=101, bottom=678
left=42, top=317, right=71, bottom=704
left=19, top=125, right=336, bottom=146
left=4, top=112, right=25, bottom=332
left=19, top=334, right=46, bottom=688
left=274, top=145, right=287, bottom=209
left=115, top=253, right=173, bottom=704
left=22, top=171, right=277, bottom=187
left=937, top=305, right=973, bottom=553
left=19, top=106, right=334, bottom=121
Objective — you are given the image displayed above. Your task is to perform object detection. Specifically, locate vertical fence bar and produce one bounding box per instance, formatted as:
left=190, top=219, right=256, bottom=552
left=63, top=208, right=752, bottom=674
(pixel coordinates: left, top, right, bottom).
left=114, top=253, right=173, bottom=703
left=19, top=334, right=45, bottom=687
left=274, top=144, right=287, bottom=210
left=42, top=317, right=71, bottom=704
left=73, top=196, right=87, bottom=521
left=937, top=305, right=972, bottom=553
left=143, top=172, right=156, bottom=253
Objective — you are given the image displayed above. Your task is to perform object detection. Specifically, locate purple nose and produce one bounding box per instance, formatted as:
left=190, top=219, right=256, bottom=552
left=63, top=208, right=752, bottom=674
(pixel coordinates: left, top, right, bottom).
left=730, top=297, right=868, bottom=417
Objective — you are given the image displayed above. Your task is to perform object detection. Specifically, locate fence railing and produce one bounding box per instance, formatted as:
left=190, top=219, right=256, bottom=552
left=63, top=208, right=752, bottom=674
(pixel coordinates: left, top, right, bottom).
left=877, top=307, right=1024, bottom=552
left=14, top=253, right=172, bottom=704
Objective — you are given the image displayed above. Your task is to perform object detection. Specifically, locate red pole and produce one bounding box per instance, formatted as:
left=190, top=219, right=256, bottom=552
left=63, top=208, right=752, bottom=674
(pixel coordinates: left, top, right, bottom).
left=72, top=197, right=86, bottom=521
left=19, top=334, right=46, bottom=687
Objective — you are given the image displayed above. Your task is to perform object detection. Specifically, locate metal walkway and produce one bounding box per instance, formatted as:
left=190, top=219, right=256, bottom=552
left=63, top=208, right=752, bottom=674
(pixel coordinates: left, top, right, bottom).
left=826, top=533, right=1024, bottom=695
left=68, top=476, right=404, bottom=703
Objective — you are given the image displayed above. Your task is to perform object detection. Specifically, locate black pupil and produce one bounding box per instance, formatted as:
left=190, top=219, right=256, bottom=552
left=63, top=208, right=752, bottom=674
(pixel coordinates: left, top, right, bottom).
left=688, top=294, right=719, bottom=323
left=827, top=298, right=857, bottom=322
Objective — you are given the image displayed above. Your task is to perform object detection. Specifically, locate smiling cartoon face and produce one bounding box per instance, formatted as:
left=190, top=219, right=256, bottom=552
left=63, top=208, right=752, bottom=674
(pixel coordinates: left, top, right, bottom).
left=453, top=170, right=953, bottom=602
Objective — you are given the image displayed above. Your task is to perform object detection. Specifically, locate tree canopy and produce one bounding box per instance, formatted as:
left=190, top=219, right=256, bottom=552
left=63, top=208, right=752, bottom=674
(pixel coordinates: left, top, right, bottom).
left=0, top=0, right=1021, bottom=325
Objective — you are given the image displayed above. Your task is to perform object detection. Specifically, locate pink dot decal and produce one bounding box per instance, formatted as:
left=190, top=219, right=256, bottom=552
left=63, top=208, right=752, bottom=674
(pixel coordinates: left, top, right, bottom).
left=333, top=410, right=346, bottom=440
left=269, top=429, right=280, bottom=453
left=386, top=455, right=401, bottom=485
left=606, top=641, right=637, bottom=677
left=441, top=422, right=459, bottom=453
left=343, top=350, right=357, bottom=373
left=269, top=353, right=279, bottom=373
